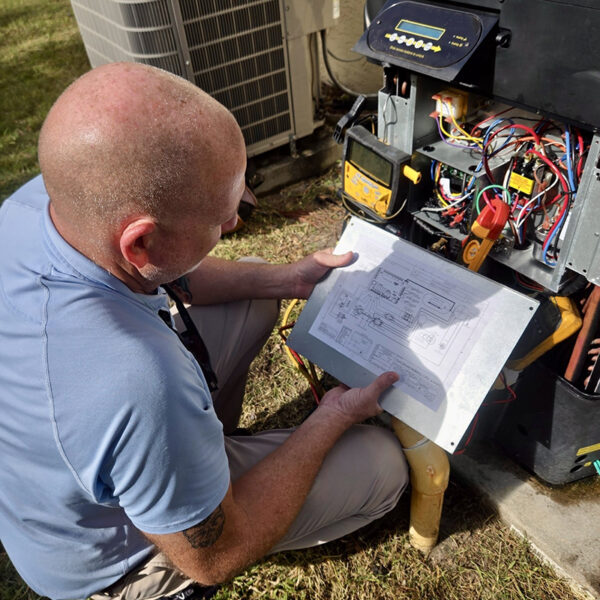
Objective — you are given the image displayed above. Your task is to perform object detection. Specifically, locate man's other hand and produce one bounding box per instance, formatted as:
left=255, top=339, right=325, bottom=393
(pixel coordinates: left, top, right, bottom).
left=292, top=249, right=354, bottom=299
left=318, top=372, right=399, bottom=426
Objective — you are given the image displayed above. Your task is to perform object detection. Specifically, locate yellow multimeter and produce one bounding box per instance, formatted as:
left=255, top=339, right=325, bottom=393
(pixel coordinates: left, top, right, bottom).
left=342, top=126, right=420, bottom=221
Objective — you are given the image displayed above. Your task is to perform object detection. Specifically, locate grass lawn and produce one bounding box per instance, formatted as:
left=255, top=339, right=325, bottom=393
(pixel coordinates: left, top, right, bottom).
left=0, top=1, right=592, bottom=599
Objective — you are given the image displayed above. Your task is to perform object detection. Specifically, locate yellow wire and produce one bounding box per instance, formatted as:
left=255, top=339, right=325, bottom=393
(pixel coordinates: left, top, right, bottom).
left=433, top=161, right=475, bottom=207
left=437, top=113, right=473, bottom=144
left=281, top=300, right=323, bottom=396
left=282, top=299, right=299, bottom=366
left=341, top=191, right=406, bottom=221
left=433, top=163, right=449, bottom=207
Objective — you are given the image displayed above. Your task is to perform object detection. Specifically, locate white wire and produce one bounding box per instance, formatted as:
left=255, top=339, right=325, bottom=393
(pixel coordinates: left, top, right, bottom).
left=502, top=167, right=513, bottom=205
left=514, top=174, right=559, bottom=229
left=382, top=93, right=397, bottom=144
left=422, top=191, right=474, bottom=212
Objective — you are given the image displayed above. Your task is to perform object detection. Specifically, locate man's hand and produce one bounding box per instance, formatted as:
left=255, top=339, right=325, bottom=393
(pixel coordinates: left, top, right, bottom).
left=318, top=372, right=399, bottom=426
left=292, top=249, right=354, bottom=299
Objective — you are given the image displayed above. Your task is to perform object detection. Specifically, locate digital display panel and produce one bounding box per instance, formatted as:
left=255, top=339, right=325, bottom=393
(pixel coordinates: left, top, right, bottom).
left=348, top=139, right=392, bottom=186
left=395, top=19, right=445, bottom=41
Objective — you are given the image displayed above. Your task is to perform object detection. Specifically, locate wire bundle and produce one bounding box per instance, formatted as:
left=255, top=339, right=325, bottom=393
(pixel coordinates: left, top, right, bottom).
left=432, top=103, right=588, bottom=265
left=278, top=299, right=323, bottom=404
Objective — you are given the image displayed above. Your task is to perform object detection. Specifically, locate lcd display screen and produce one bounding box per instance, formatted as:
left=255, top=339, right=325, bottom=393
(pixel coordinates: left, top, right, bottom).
left=348, top=139, right=392, bottom=185
left=395, top=19, right=445, bottom=41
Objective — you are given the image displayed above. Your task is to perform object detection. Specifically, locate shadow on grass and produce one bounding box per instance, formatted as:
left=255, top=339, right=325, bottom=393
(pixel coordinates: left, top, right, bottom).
left=265, top=472, right=497, bottom=574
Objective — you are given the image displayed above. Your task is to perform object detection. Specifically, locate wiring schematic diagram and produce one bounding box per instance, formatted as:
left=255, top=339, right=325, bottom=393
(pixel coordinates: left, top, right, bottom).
left=290, top=217, right=538, bottom=450
left=310, top=263, right=486, bottom=412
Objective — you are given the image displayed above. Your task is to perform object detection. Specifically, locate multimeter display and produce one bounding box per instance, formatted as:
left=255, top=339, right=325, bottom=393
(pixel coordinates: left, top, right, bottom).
left=342, top=126, right=413, bottom=221
left=347, top=138, right=393, bottom=186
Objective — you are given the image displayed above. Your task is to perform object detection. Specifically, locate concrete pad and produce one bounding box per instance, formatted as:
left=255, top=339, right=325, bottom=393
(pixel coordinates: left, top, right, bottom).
left=451, top=443, right=600, bottom=599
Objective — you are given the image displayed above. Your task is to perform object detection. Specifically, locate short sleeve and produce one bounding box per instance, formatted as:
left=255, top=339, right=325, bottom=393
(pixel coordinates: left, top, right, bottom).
left=47, top=292, right=231, bottom=535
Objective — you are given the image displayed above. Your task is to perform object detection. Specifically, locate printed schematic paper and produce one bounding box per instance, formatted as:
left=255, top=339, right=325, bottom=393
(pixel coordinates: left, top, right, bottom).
left=287, top=217, right=538, bottom=452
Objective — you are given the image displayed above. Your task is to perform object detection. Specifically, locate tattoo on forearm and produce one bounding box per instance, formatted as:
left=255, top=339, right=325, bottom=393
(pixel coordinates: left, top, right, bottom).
left=182, top=505, right=225, bottom=548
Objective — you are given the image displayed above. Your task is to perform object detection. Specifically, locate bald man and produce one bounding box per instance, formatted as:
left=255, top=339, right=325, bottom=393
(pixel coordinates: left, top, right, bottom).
left=0, top=63, right=408, bottom=600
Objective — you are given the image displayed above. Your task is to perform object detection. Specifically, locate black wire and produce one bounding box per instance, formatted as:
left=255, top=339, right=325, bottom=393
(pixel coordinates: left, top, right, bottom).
left=320, top=29, right=378, bottom=99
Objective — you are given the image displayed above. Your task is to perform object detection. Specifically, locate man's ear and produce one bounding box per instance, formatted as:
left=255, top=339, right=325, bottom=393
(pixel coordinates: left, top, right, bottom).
left=119, top=218, right=156, bottom=270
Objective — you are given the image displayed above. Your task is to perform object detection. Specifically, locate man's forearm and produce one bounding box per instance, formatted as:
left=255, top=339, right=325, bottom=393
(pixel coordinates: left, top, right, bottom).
left=230, top=405, right=352, bottom=558
left=182, top=256, right=295, bottom=305
left=144, top=375, right=394, bottom=586
left=221, top=372, right=395, bottom=571
left=188, top=406, right=354, bottom=584
left=147, top=405, right=354, bottom=586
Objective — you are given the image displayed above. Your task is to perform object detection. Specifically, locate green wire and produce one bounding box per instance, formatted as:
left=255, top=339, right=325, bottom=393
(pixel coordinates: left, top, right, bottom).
left=475, top=184, right=511, bottom=214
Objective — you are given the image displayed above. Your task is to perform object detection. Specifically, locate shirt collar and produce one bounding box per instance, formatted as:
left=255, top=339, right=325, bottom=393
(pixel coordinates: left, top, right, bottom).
left=41, top=198, right=170, bottom=313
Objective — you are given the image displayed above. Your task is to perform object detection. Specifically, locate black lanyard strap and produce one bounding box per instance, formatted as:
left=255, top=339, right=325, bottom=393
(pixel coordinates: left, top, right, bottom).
left=161, top=284, right=219, bottom=392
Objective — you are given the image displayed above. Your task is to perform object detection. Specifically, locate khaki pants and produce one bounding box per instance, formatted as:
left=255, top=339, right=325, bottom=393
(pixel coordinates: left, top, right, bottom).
left=92, top=289, right=408, bottom=600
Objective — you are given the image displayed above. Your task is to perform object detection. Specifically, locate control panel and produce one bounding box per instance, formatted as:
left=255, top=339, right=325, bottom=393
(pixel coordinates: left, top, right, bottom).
left=355, top=0, right=498, bottom=83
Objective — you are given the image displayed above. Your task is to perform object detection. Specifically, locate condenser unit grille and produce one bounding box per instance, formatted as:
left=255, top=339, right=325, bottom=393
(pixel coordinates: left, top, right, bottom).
left=69, top=0, right=320, bottom=155
left=71, top=0, right=185, bottom=75
left=179, top=0, right=292, bottom=148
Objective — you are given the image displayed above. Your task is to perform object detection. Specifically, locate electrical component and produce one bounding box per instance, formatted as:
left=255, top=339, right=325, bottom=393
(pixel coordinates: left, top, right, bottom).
left=432, top=89, right=468, bottom=121
left=421, top=162, right=475, bottom=235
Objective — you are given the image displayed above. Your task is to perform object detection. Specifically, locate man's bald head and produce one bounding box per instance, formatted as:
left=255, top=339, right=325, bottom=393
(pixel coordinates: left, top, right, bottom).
left=39, top=62, right=246, bottom=234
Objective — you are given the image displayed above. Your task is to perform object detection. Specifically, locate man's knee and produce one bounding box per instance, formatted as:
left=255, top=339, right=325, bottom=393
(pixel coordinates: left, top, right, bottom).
left=322, top=424, right=408, bottom=520
left=249, top=297, right=279, bottom=343
left=348, top=424, right=409, bottom=514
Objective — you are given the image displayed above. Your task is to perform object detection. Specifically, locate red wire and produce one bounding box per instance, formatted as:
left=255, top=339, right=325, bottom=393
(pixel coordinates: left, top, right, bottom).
left=524, top=149, right=569, bottom=193
left=482, top=396, right=514, bottom=406
left=288, top=347, right=320, bottom=404
left=506, top=382, right=517, bottom=401
left=576, top=155, right=585, bottom=180
left=483, top=124, right=542, bottom=183
left=524, top=148, right=571, bottom=254
left=515, top=272, right=544, bottom=291
left=542, top=195, right=570, bottom=258
left=454, top=413, right=479, bottom=455
left=576, top=130, right=585, bottom=179
left=470, top=107, right=513, bottom=137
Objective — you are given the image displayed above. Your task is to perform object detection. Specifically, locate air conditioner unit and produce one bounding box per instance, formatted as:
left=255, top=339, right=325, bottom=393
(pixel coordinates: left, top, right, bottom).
left=69, top=0, right=339, bottom=157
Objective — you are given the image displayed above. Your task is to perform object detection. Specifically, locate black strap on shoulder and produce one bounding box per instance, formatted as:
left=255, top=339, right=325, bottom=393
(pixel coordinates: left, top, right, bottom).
left=161, top=284, right=219, bottom=392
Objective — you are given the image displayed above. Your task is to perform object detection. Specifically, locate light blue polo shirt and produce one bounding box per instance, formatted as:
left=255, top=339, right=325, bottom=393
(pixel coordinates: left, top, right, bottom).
left=0, top=176, right=230, bottom=600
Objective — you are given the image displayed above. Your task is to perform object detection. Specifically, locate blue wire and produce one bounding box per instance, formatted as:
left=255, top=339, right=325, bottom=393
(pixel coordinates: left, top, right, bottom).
left=543, top=208, right=567, bottom=266
left=484, top=118, right=516, bottom=157
left=564, top=127, right=577, bottom=194
left=542, top=127, right=576, bottom=265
